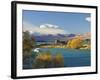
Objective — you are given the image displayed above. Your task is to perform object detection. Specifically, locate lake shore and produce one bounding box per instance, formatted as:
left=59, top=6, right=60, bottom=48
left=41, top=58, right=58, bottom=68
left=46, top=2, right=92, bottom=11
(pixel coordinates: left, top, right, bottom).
left=39, top=44, right=90, bottom=50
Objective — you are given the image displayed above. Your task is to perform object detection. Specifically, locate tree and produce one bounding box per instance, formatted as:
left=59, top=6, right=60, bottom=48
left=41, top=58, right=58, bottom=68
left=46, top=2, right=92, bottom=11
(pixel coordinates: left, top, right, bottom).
left=67, top=37, right=83, bottom=49
left=53, top=53, right=64, bottom=67
left=33, top=51, right=64, bottom=68
left=23, top=31, right=36, bottom=58
left=66, top=39, right=72, bottom=48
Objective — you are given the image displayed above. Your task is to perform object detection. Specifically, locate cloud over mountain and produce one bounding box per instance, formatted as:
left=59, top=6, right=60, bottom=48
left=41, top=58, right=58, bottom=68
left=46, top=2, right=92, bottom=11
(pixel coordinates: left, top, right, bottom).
left=23, top=21, right=67, bottom=35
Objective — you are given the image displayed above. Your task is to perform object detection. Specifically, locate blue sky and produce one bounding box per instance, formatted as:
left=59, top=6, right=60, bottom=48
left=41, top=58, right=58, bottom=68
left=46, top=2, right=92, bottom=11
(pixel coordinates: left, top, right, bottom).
left=23, top=10, right=90, bottom=34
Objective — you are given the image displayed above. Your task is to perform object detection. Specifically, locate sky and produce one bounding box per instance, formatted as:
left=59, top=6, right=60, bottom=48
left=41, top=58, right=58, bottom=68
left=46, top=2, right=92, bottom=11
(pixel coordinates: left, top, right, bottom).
left=22, top=10, right=91, bottom=35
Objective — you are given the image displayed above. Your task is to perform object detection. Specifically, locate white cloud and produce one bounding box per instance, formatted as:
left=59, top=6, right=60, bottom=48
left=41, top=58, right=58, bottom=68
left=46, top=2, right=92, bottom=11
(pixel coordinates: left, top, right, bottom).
left=23, top=22, right=67, bottom=35
left=85, top=17, right=91, bottom=22
left=40, top=24, right=59, bottom=29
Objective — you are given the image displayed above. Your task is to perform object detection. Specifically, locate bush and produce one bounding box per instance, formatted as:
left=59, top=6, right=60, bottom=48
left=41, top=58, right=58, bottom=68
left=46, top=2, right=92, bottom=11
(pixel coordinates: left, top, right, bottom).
left=53, top=53, right=64, bottom=67
left=33, top=51, right=64, bottom=68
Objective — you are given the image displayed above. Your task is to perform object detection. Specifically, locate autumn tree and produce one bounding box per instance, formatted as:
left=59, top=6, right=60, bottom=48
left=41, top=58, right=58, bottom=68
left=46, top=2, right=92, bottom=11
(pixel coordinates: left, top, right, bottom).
left=53, top=53, right=64, bottom=67
left=67, top=37, right=83, bottom=49
left=33, top=51, right=64, bottom=68
left=33, top=51, right=53, bottom=68
left=66, top=39, right=72, bottom=48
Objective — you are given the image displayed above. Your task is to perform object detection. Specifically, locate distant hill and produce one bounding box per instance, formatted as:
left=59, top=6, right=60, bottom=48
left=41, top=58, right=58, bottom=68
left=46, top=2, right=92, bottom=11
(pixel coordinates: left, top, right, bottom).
left=31, top=33, right=76, bottom=42
left=30, top=31, right=90, bottom=42
left=33, top=34, right=66, bottom=42
left=75, top=32, right=90, bottom=40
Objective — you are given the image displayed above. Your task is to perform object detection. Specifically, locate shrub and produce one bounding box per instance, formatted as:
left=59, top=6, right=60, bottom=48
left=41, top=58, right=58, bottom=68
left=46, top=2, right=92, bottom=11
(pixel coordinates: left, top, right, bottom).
left=53, top=53, right=64, bottom=67
left=33, top=51, right=64, bottom=68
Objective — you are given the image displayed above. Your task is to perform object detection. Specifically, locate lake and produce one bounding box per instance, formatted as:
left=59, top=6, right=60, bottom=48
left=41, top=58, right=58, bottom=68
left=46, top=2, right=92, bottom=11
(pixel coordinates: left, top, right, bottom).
left=23, top=48, right=90, bottom=69
left=39, top=48, right=91, bottom=67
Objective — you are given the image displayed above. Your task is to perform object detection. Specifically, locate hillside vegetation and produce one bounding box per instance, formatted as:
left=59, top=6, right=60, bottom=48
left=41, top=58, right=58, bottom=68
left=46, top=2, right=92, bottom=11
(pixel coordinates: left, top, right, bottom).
left=67, top=36, right=90, bottom=49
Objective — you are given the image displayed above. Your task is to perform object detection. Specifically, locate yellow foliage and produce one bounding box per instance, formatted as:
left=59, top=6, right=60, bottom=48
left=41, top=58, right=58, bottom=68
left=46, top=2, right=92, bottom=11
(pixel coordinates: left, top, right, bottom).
left=54, top=54, right=64, bottom=63
left=34, top=52, right=64, bottom=68
left=67, top=37, right=83, bottom=49
left=66, top=40, right=72, bottom=48
left=36, top=53, right=52, bottom=61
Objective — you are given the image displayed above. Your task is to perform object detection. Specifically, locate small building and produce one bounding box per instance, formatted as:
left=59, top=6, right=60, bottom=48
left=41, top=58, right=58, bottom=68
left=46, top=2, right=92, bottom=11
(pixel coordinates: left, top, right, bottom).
left=54, top=38, right=68, bottom=45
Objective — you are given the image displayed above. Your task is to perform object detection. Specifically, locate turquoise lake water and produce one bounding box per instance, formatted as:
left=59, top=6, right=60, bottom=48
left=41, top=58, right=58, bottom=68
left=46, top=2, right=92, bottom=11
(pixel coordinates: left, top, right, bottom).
left=23, top=48, right=90, bottom=69
left=39, top=48, right=91, bottom=67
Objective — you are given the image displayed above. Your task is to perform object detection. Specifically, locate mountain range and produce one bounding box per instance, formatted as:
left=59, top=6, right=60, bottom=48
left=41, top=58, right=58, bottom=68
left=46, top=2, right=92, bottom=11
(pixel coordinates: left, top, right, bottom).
left=31, top=32, right=90, bottom=42
left=31, top=33, right=76, bottom=42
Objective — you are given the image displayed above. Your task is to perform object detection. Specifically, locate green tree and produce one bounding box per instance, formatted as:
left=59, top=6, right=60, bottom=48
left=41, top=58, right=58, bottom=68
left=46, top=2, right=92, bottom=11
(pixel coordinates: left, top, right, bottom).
left=23, top=31, right=36, bottom=58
